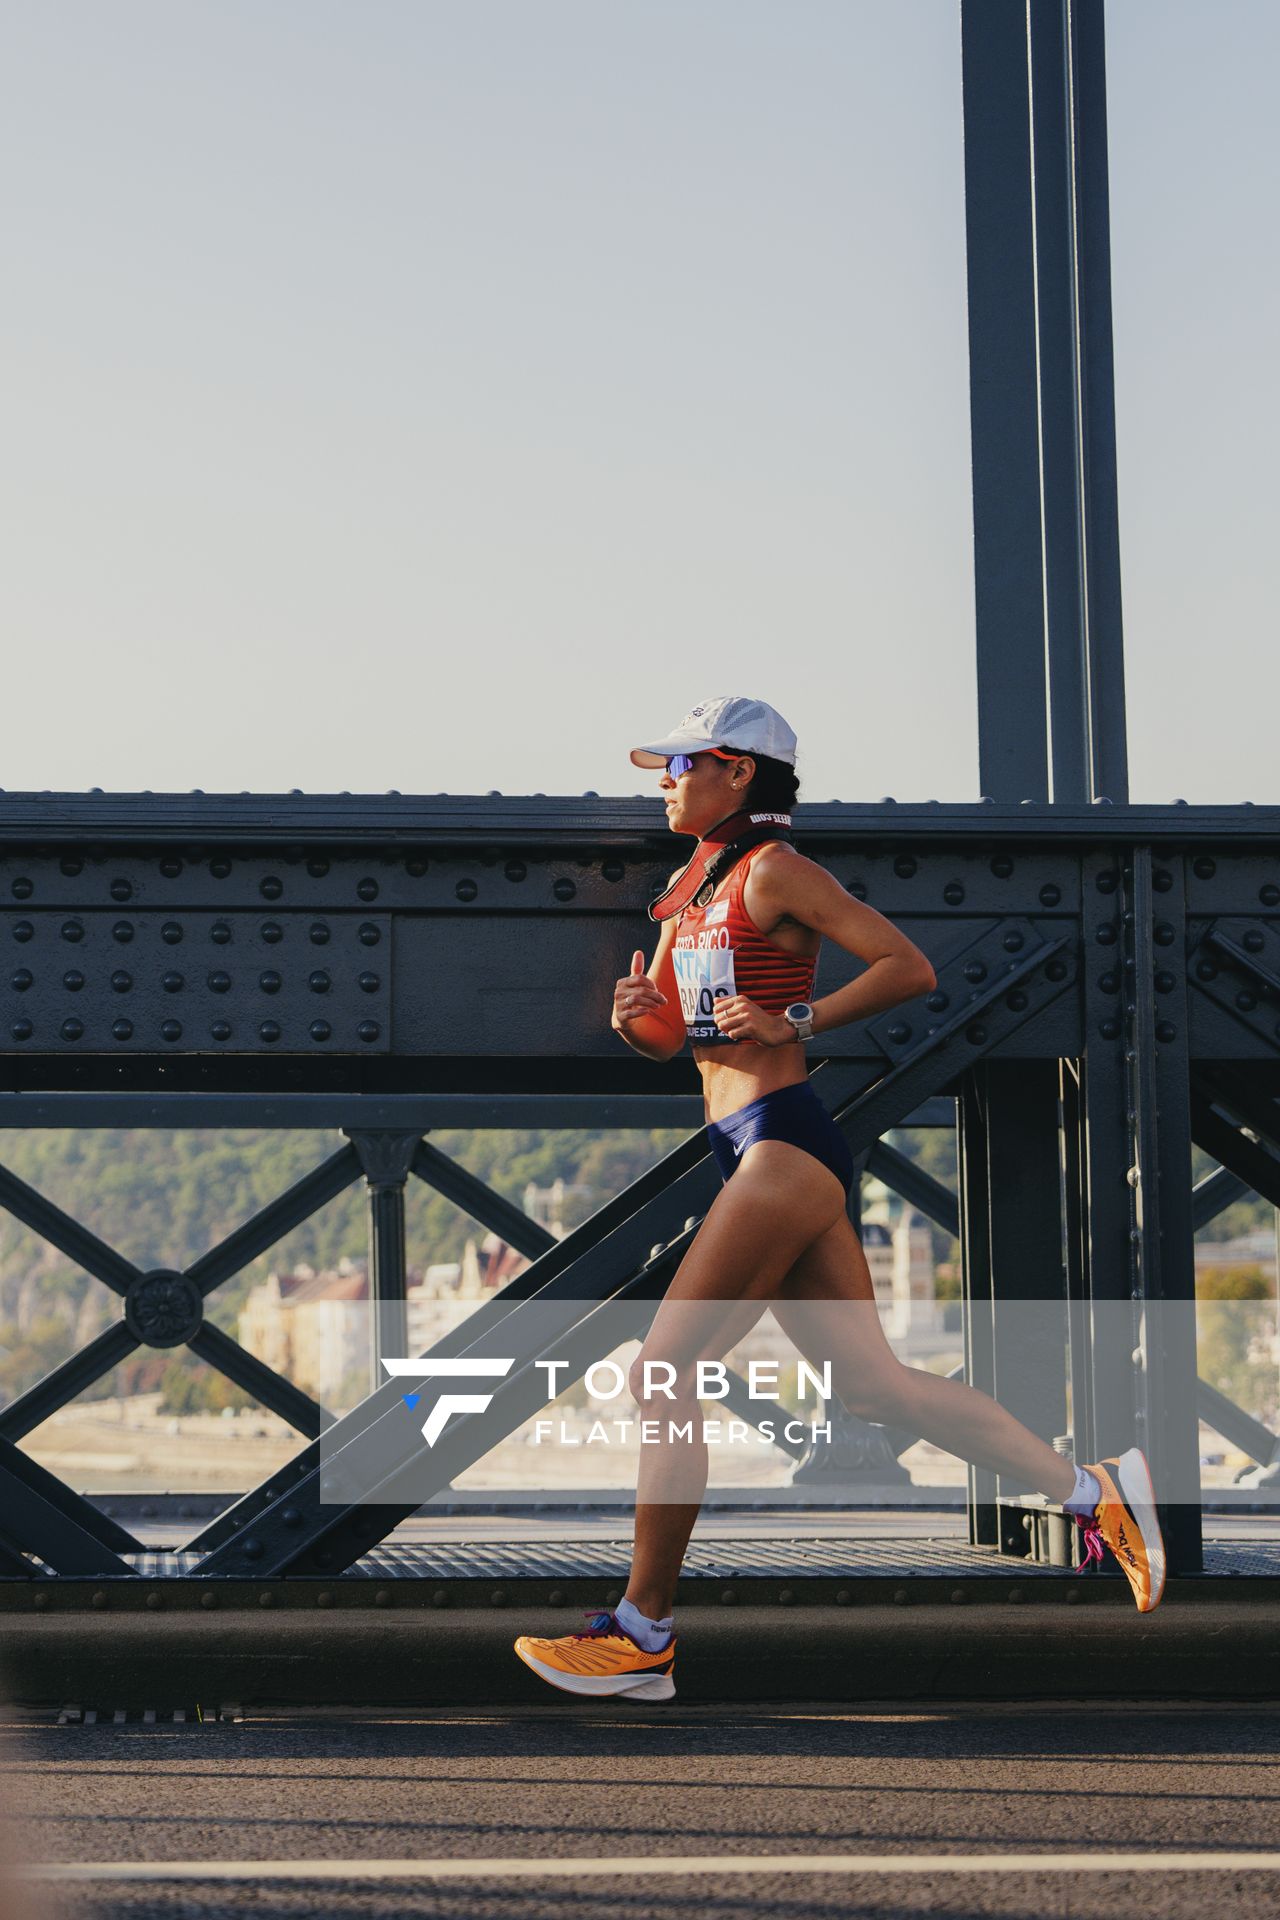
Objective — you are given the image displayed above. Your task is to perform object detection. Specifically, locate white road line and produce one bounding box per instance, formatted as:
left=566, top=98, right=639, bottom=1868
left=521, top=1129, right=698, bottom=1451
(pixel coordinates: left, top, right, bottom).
left=18, top=1853, right=1280, bottom=1882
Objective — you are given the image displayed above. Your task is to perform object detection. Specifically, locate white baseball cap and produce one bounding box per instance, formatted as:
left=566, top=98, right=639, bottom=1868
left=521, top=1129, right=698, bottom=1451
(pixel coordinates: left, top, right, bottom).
left=630, top=695, right=798, bottom=769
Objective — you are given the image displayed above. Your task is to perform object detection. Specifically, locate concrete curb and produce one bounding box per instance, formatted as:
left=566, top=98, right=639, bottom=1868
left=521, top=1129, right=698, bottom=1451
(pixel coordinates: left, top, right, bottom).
left=3, top=1598, right=1278, bottom=1709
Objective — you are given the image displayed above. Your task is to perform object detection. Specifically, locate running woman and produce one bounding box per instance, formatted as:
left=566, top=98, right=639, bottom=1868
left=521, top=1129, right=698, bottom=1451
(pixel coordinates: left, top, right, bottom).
left=514, top=697, right=1163, bottom=1702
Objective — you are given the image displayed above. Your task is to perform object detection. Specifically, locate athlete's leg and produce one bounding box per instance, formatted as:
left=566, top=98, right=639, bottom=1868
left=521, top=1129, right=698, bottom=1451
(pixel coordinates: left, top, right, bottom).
left=622, top=1141, right=847, bottom=1621
left=771, top=1212, right=1076, bottom=1503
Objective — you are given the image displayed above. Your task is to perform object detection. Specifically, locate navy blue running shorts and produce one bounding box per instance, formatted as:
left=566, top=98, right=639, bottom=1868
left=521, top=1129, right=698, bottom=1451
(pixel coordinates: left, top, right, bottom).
left=705, top=1081, right=854, bottom=1197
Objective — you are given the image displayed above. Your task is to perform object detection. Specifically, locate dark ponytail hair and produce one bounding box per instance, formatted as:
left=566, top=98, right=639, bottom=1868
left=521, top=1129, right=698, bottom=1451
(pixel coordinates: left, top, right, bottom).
left=743, top=751, right=799, bottom=815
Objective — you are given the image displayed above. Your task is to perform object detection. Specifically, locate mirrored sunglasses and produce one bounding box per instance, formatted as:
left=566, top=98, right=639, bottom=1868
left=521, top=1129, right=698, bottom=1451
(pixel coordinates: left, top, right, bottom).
left=665, top=748, right=741, bottom=776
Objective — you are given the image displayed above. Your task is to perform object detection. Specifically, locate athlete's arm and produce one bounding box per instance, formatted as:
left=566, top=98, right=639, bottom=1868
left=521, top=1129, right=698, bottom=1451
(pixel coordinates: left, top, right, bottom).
left=611, top=872, right=687, bottom=1062
left=746, top=844, right=936, bottom=1041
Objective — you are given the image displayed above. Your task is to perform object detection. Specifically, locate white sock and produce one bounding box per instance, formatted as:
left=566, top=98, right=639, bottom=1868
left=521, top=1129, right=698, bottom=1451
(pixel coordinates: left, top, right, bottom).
left=615, top=1596, right=674, bottom=1650
left=1062, top=1465, right=1102, bottom=1519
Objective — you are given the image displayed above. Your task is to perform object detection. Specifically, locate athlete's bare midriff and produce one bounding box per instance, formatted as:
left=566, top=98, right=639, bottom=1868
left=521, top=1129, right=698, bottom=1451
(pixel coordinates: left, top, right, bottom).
left=690, top=846, right=820, bottom=1126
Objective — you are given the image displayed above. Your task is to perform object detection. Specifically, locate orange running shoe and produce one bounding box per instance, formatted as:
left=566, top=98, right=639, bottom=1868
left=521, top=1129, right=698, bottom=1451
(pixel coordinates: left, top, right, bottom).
left=514, top=1609, right=677, bottom=1702
left=1074, top=1446, right=1166, bottom=1612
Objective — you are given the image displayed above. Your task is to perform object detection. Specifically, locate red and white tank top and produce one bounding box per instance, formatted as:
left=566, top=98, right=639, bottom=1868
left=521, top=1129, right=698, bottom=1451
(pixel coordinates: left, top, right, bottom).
left=672, top=842, right=818, bottom=1046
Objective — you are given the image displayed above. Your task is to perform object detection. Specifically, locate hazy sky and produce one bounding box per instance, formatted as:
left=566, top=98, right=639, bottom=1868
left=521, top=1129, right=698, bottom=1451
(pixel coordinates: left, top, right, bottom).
left=4, top=1, right=1276, bottom=804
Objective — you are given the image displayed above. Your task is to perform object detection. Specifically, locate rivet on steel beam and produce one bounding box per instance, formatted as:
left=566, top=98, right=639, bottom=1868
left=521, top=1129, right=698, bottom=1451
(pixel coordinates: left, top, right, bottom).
left=161, top=1020, right=182, bottom=1042
left=1065, top=1587, right=1082, bottom=1605
left=965, top=1023, right=987, bottom=1046
left=548, top=1588, right=566, bottom=1606
left=962, top=961, right=986, bottom=984
left=162, top=972, right=184, bottom=993
left=1192, top=858, right=1215, bottom=880
left=1095, top=925, right=1117, bottom=945
left=1243, top=930, right=1265, bottom=953
left=357, top=1021, right=380, bottom=1043
left=258, top=970, right=282, bottom=994
left=11, top=969, right=32, bottom=991
left=60, top=1017, right=84, bottom=1041
left=432, top=1589, right=450, bottom=1607
left=374, top=1589, right=392, bottom=1608
left=1039, top=885, right=1061, bottom=907
left=210, top=858, right=232, bottom=879
left=1154, top=972, right=1175, bottom=994
left=201, top=1591, right=218, bottom=1609
left=846, top=879, right=867, bottom=900
left=1099, top=1017, right=1118, bottom=1039
left=1002, top=931, right=1024, bottom=952
left=553, top=878, right=577, bottom=901
left=990, top=856, right=1013, bottom=878
left=11, top=878, right=33, bottom=899
left=261, top=921, right=284, bottom=943
left=1099, top=973, right=1119, bottom=994
left=887, top=1023, right=910, bottom=1045
left=1156, top=1022, right=1177, bottom=1042
left=259, top=1020, right=282, bottom=1043
left=317, top=1591, right=333, bottom=1608
left=893, top=856, right=916, bottom=879
left=602, top=861, right=624, bottom=883
left=13, top=921, right=34, bottom=942
left=835, top=1589, right=852, bottom=1606
left=1005, top=990, right=1028, bottom=1012
left=161, top=922, right=183, bottom=944
left=33, top=1591, right=49, bottom=1609
left=243, top=1540, right=264, bottom=1561
left=1235, top=994, right=1256, bottom=1013
left=490, top=1589, right=506, bottom=1606
left=1007, top=1588, right=1024, bottom=1604
left=926, top=991, right=949, bottom=1011
left=1260, top=885, right=1280, bottom=907
left=112, top=1019, right=133, bottom=1041
left=211, top=922, right=232, bottom=944
left=1096, top=872, right=1119, bottom=894
left=721, top=1588, right=738, bottom=1604
left=61, top=919, right=85, bottom=943
left=778, top=1588, right=795, bottom=1606
left=357, top=878, right=379, bottom=901
left=258, top=1591, right=275, bottom=1608
left=943, top=883, right=964, bottom=905
left=310, top=1020, right=332, bottom=1042
left=146, top=1591, right=163, bottom=1609
left=455, top=879, right=478, bottom=902
left=10, top=1020, right=32, bottom=1040
left=950, top=1589, right=967, bottom=1605
left=310, top=923, right=331, bottom=944
left=505, top=861, right=528, bottom=883
left=210, top=1021, right=231, bottom=1041
left=261, top=876, right=284, bottom=900
left=110, top=879, right=132, bottom=901
left=358, top=972, right=380, bottom=993
left=892, top=1588, right=909, bottom=1606
left=358, top=922, right=381, bottom=944
left=1045, top=961, right=1067, bottom=982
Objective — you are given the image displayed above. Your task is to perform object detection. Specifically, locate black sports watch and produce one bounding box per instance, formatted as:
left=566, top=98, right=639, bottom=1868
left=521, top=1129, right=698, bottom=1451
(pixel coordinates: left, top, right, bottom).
left=783, top=1002, right=815, bottom=1042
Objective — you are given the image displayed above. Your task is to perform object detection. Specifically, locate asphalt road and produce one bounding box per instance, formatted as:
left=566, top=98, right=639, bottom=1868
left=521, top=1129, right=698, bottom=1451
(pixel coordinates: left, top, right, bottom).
left=2, top=1702, right=1278, bottom=1920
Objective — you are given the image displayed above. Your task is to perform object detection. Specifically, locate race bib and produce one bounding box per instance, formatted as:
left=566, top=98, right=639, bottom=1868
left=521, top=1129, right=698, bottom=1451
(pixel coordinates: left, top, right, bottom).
left=673, top=935, right=737, bottom=1044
